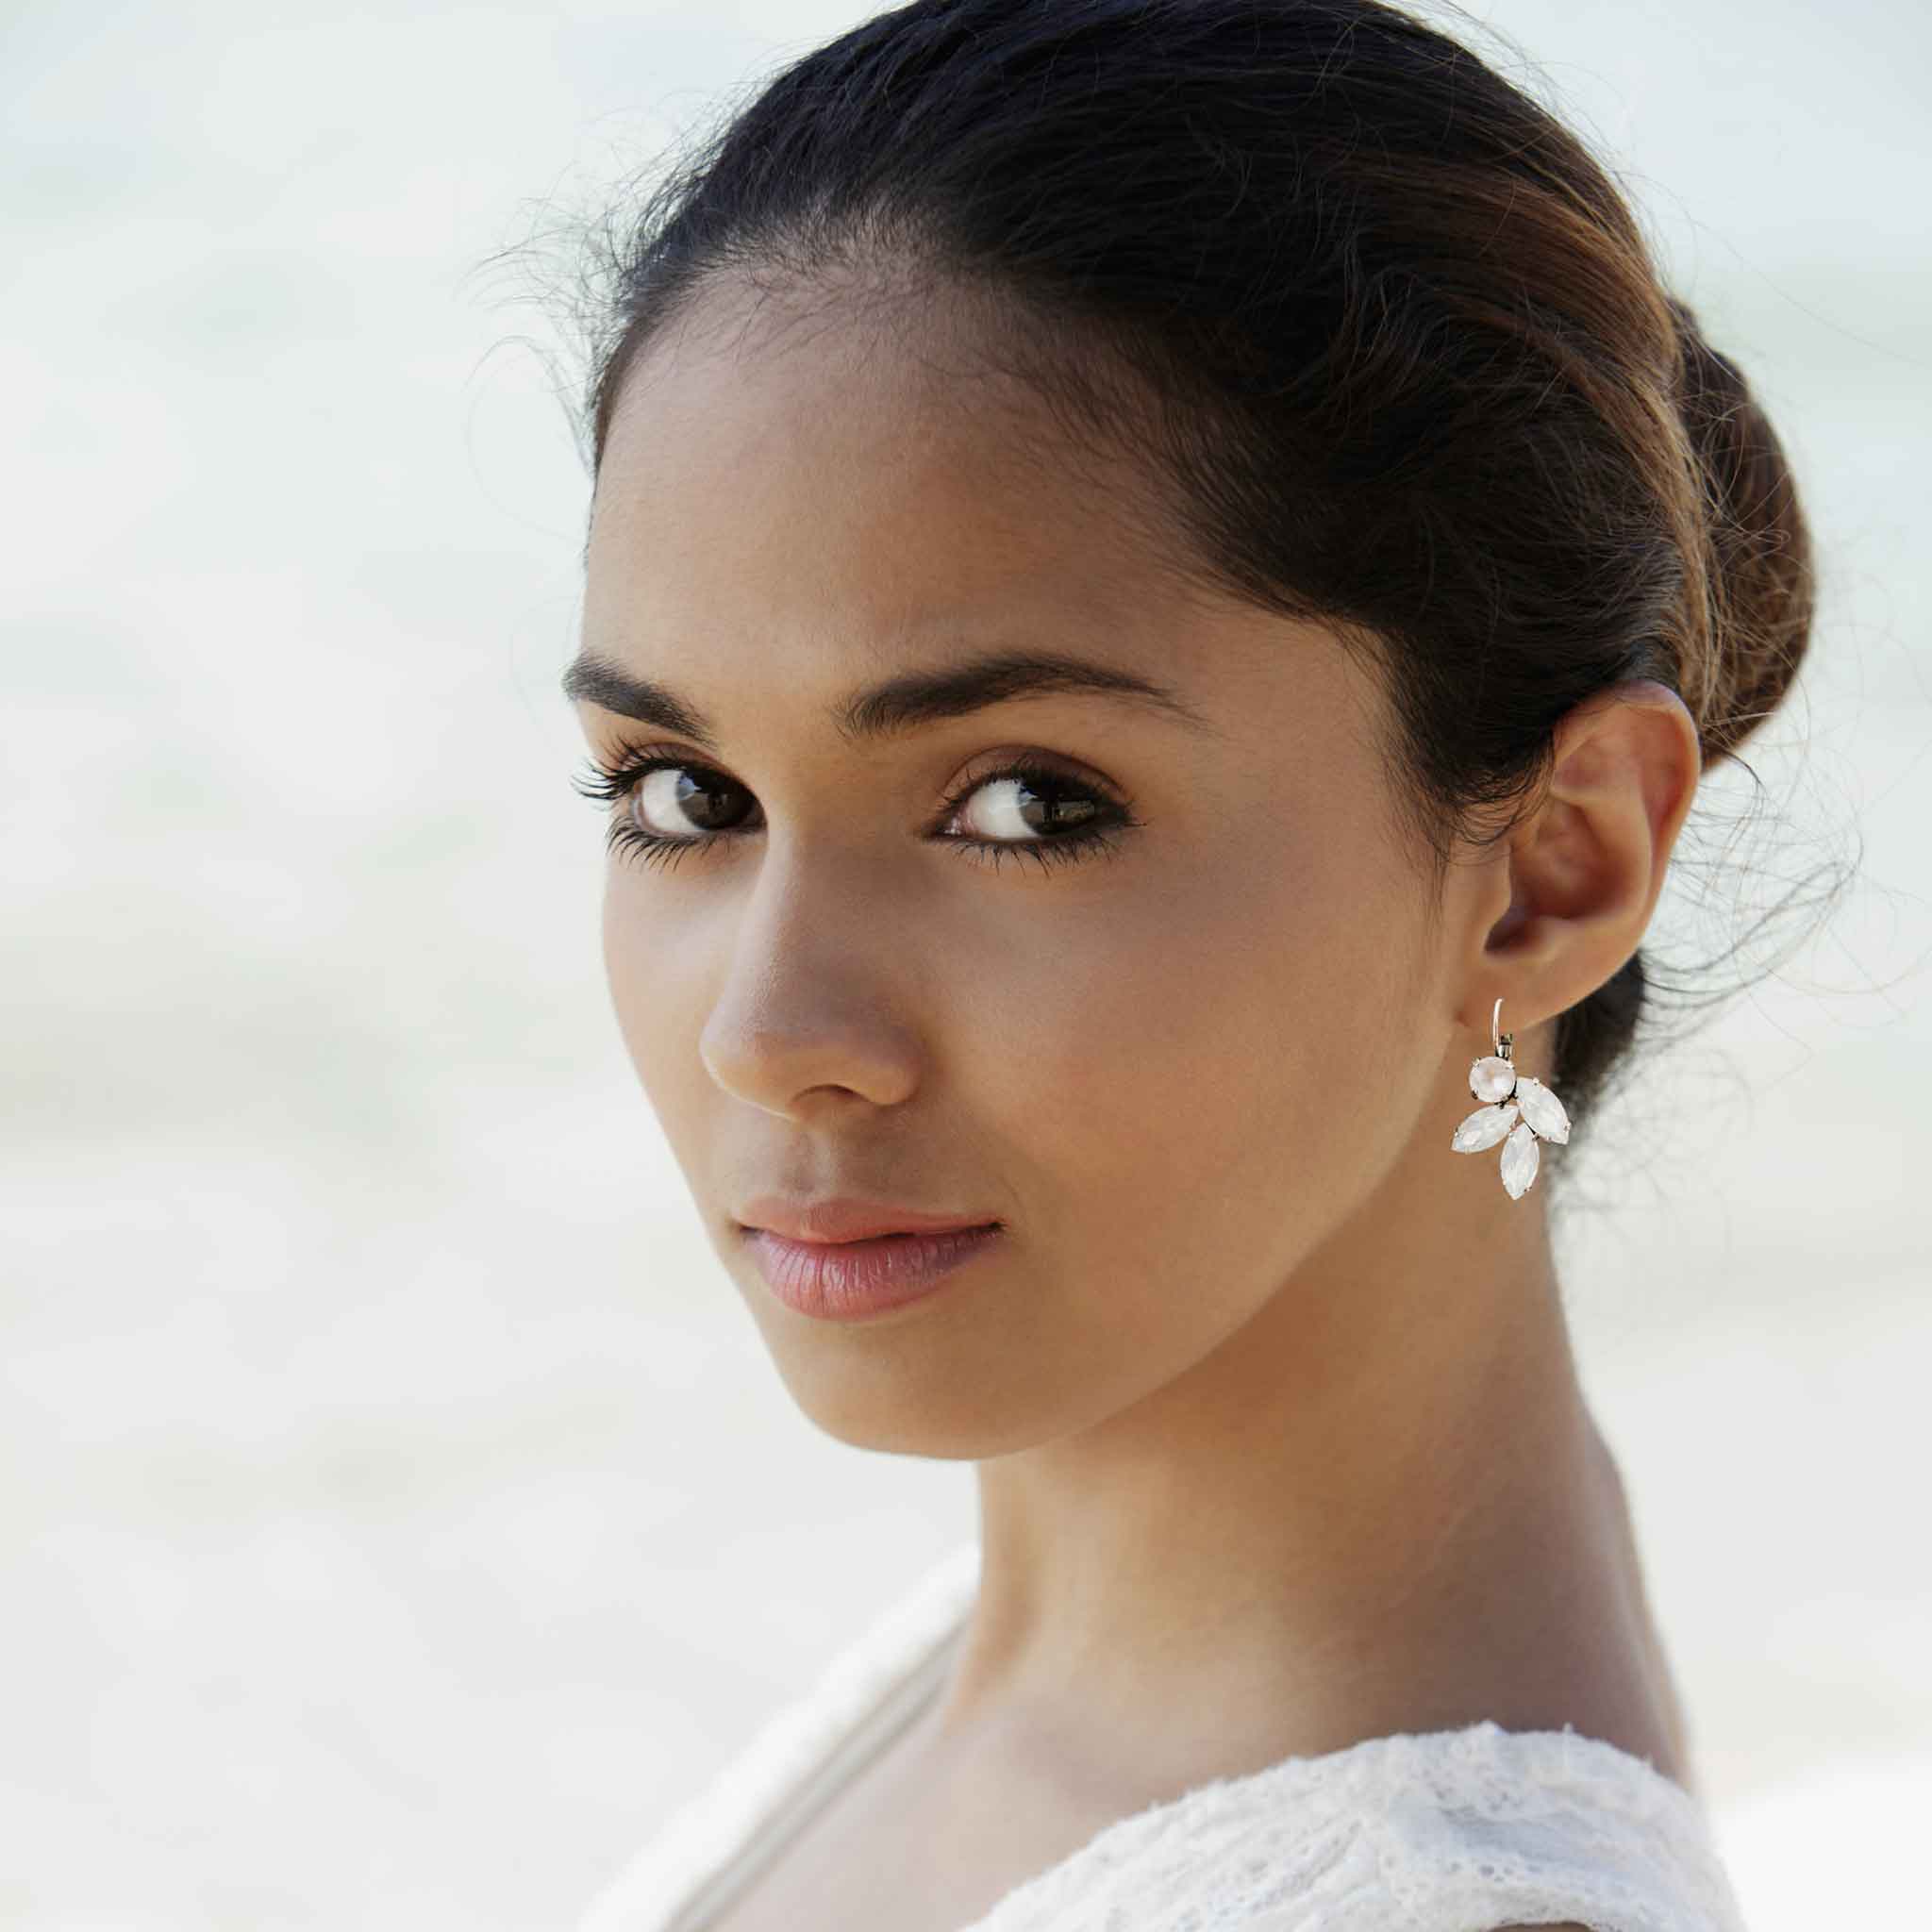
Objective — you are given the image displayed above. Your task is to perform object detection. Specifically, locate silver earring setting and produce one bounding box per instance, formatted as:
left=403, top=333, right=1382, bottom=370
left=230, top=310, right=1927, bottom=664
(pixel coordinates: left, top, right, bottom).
left=1451, top=997, right=1571, bottom=1198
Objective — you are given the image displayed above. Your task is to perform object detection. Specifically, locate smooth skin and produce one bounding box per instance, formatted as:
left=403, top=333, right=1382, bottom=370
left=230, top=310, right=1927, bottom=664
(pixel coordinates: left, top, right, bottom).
left=571, top=274, right=1705, bottom=1932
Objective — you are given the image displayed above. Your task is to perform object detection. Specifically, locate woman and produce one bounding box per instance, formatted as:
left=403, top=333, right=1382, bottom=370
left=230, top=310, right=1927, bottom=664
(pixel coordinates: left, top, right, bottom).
left=558, top=0, right=1812, bottom=1925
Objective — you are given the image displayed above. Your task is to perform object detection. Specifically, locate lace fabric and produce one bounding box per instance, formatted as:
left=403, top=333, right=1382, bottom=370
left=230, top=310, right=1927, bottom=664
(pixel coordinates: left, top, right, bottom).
left=576, top=1541, right=1750, bottom=1932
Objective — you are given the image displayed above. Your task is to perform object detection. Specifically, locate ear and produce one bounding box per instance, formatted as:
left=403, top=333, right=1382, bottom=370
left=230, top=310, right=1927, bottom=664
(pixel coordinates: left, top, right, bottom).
left=1477, top=678, right=1702, bottom=1017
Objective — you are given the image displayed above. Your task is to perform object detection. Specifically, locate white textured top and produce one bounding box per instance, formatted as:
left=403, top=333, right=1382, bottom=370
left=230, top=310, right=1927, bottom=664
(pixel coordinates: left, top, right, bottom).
left=577, top=1541, right=1751, bottom=1932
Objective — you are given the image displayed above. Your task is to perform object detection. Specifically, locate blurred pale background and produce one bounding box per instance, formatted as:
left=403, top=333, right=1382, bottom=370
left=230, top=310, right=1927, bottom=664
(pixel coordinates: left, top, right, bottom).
left=3, top=0, right=1927, bottom=1925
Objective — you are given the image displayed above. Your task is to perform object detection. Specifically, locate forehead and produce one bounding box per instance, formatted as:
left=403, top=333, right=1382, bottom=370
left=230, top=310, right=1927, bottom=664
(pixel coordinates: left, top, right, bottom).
left=582, top=278, right=1221, bottom=691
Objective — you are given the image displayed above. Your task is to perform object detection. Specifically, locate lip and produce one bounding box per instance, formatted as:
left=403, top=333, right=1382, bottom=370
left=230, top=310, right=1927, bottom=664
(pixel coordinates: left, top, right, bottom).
left=740, top=1222, right=1005, bottom=1322
left=735, top=1196, right=1002, bottom=1246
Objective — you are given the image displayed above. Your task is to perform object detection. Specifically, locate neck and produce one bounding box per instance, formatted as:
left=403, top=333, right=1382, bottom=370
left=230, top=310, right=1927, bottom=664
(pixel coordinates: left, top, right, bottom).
left=934, top=1171, right=1690, bottom=1800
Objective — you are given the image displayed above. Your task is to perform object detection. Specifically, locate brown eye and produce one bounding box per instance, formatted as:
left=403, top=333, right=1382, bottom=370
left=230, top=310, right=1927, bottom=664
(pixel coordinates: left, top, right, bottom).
left=947, top=770, right=1106, bottom=843
left=575, top=745, right=1138, bottom=877
left=631, top=765, right=758, bottom=838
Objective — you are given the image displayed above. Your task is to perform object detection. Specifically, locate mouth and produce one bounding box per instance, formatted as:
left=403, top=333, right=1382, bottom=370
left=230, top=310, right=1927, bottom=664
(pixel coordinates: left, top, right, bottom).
left=733, top=1195, right=1003, bottom=1247
left=738, top=1220, right=1006, bottom=1322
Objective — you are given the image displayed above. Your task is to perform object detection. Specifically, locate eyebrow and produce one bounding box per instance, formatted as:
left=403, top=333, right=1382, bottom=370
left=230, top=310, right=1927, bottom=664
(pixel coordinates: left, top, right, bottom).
left=559, top=643, right=1221, bottom=752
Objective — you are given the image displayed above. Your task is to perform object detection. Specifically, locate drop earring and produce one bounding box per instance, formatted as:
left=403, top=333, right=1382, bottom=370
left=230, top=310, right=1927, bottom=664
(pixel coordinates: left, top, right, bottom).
left=1450, top=997, right=1571, bottom=1198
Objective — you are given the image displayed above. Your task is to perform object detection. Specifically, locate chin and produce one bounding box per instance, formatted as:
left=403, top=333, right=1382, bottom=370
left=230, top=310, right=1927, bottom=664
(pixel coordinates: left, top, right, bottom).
left=762, top=1339, right=1091, bottom=1461
left=736, top=1243, right=1206, bottom=1459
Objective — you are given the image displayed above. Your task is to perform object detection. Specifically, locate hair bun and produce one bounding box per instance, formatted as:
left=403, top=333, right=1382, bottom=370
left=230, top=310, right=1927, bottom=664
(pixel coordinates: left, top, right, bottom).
left=1663, top=294, right=1814, bottom=765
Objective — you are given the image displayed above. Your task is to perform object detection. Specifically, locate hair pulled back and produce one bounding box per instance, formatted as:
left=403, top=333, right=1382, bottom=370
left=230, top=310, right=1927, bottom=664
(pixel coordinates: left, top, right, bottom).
left=563, top=0, right=1818, bottom=1178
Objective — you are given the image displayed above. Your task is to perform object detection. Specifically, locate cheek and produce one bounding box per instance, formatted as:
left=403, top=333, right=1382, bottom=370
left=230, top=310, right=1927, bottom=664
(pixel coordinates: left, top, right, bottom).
left=600, top=885, right=651, bottom=1072
left=599, top=878, right=711, bottom=1137
left=981, top=833, right=1431, bottom=1329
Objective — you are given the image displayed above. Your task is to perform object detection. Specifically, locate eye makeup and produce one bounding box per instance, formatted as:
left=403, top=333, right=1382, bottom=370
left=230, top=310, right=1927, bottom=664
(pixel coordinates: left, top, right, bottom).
left=571, top=744, right=1142, bottom=875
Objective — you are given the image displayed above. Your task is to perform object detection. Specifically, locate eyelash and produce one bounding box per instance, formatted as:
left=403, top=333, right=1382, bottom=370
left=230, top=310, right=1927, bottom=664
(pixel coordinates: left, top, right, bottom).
left=570, top=746, right=1141, bottom=876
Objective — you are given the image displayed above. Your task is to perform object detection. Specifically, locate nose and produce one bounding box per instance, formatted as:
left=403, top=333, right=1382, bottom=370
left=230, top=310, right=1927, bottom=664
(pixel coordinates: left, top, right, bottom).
left=696, top=851, right=924, bottom=1118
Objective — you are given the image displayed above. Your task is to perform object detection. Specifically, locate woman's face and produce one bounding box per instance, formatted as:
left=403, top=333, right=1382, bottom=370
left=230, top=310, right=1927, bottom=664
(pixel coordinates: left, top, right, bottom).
left=574, top=284, right=1470, bottom=1457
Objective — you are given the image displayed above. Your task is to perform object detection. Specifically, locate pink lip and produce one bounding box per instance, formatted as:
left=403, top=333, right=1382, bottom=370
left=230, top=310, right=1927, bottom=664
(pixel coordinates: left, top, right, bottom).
left=735, top=1195, right=1001, bottom=1246
left=737, top=1218, right=1005, bottom=1323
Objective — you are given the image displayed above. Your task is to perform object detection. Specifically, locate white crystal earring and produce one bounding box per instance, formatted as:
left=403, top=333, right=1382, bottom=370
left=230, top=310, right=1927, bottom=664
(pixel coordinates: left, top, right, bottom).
left=1450, top=997, right=1571, bottom=1198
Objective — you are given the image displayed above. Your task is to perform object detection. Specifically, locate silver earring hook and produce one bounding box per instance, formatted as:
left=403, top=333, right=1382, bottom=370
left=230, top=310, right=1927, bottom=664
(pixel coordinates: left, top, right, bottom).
left=1491, top=996, right=1512, bottom=1062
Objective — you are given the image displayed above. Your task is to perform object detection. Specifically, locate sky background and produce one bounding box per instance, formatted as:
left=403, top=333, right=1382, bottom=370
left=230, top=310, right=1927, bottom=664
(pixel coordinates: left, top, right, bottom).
left=3, top=0, right=1928, bottom=1925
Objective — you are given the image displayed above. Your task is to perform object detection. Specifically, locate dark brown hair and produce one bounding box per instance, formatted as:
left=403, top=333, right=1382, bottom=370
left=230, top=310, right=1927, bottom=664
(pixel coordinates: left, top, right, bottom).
left=543, top=0, right=1828, bottom=1188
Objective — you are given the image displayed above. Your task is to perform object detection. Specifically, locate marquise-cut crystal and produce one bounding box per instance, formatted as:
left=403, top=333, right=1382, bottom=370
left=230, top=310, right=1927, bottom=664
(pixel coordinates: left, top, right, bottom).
left=1498, top=1121, right=1541, bottom=1198
left=1469, top=1055, right=1517, bottom=1103
left=1511, top=1075, right=1570, bottom=1143
left=1451, top=1100, right=1519, bottom=1152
